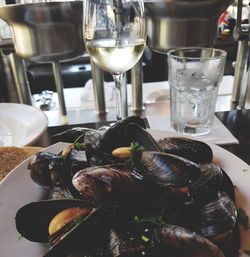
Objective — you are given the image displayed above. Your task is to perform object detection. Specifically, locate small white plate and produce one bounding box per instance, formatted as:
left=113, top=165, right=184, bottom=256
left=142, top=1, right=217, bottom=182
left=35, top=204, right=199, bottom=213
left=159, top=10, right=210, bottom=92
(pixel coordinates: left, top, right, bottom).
left=0, top=103, right=48, bottom=146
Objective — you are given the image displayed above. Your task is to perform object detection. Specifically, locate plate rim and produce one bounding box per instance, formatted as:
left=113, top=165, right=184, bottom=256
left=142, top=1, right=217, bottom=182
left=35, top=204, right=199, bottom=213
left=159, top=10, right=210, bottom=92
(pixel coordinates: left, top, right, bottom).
left=0, top=103, right=48, bottom=146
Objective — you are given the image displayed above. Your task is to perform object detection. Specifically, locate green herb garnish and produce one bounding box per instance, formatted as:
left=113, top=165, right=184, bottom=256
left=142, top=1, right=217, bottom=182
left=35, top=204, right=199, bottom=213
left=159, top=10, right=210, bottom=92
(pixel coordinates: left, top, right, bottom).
left=74, top=141, right=85, bottom=151
left=133, top=215, right=166, bottom=226
left=125, top=142, right=145, bottom=169
left=237, top=207, right=250, bottom=230
left=73, top=132, right=86, bottom=150
left=141, top=235, right=150, bottom=242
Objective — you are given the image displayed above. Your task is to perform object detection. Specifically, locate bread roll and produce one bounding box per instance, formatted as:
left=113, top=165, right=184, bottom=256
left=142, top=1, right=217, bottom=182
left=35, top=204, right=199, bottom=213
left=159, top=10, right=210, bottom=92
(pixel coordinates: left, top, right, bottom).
left=0, top=146, right=43, bottom=181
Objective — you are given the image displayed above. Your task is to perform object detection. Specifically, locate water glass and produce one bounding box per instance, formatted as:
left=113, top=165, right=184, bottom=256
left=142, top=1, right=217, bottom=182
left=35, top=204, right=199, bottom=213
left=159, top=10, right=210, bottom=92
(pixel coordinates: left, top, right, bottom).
left=167, top=47, right=227, bottom=136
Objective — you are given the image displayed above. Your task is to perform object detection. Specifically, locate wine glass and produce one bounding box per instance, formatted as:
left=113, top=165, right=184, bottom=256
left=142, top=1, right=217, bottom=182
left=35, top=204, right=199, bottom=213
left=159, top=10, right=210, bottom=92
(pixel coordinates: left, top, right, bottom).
left=83, top=0, right=146, bottom=120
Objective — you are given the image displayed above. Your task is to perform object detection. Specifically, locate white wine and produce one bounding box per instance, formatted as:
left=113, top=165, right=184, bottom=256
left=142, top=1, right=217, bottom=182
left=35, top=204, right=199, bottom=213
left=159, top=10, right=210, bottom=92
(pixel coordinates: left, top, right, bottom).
left=86, top=39, right=145, bottom=74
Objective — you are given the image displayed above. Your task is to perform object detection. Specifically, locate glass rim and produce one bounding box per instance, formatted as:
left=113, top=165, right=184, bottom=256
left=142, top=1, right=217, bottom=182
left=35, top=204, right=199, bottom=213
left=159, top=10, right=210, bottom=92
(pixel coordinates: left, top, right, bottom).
left=167, top=47, right=227, bottom=60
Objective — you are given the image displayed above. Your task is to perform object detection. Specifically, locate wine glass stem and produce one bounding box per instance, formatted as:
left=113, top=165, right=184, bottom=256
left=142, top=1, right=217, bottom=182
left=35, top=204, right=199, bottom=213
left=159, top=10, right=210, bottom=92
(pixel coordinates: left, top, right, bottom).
left=113, top=73, right=128, bottom=120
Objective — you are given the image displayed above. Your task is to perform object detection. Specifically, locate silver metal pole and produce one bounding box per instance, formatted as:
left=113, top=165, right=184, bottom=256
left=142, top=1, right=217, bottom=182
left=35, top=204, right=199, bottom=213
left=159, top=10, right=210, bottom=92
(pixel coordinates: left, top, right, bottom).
left=52, top=61, right=67, bottom=119
left=238, top=57, right=250, bottom=109
left=90, top=58, right=107, bottom=114
left=231, top=0, right=250, bottom=109
left=231, top=40, right=249, bottom=107
left=8, top=53, right=33, bottom=105
left=131, top=58, right=144, bottom=112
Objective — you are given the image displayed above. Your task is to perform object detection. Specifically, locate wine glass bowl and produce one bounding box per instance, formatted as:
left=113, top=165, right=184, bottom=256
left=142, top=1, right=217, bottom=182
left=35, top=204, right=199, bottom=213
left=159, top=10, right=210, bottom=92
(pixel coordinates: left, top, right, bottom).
left=83, top=0, right=146, bottom=119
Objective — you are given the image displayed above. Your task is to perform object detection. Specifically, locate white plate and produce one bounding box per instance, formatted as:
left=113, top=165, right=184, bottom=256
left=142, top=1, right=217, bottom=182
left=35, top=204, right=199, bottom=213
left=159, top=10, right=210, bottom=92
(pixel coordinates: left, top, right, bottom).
left=0, top=103, right=48, bottom=146
left=0, top=130, right=249, bottom=257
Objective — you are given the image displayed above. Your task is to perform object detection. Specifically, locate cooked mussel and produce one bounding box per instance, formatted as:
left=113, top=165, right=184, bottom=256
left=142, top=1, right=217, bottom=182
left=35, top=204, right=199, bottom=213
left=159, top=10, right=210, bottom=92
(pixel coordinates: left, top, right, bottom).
left=85, top=116, right=146, bottom=152
left=189, top=163, right=224, bottom=201
left=28, top=152, right=64, bottom=187
left=125, top=123, right=162, bottom=152
left=141, top=151, right=201, bottom=202
left=62, top=144, right=89, bottom=178
left=109, top=222, right=156, bottom=257
left=154, top=224, right=225, bottom=257
left=195, top=192, right=237, bottom=248
left=28, top=145, right=89, bottom=198
left=100, top=116, right=147, bottom=154
left=158, top=137, right=213, bottom=164
left=15, top=199, right=109, bottom=257
left=72, top=164, right=146, bottom=212
left=84, top=116, right=148, bottom=165
left=109, top=223, right=225, bottom=257
left=50, top=127, right=93, bottom=144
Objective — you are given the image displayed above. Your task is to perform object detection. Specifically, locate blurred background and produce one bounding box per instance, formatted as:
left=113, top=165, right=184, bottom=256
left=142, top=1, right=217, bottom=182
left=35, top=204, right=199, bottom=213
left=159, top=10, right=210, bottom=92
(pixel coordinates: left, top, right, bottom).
left=0, top=0, right=248, bottom=121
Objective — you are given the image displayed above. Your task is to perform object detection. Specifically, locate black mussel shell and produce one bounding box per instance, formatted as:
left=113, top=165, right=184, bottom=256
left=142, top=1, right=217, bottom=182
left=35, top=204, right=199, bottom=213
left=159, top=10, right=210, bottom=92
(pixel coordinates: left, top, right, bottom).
left=50, top=127, right=92, bottom=143
left=158, top=137, right=213, bottom=164
left=100, top=116, right=147, bottom=154
left=109, top=222, right=156, bottom=257
left=195, top=192, right=237, bottom=247
left=109, top=223, right=225, bottom=257
left=222, top=224, right=240, bottom=257
left=125, top=123, right=162, bottom=152
left=84, top=129, right=124, bottom=166
left=153, top=225, right=225, bottom=257
left=62, top=146, right=89, bottom=178
left=84, top=129, right=103, bottom=157
left=72, top=164, right=145, bottom=211
left=141, top=151, right=201, bottom=201
left=28, top=146, right=89, bottom=198
left=220, top=169, right=236, bottom=202
left=16, top=199, right=109, bottom=257
left=16, top=199, right=97, bottom=242
left=84, top=116, right=147, bottom=165
left=28, top=152, right=64, bottom=186
left=189, top=163, right=224, bottom=201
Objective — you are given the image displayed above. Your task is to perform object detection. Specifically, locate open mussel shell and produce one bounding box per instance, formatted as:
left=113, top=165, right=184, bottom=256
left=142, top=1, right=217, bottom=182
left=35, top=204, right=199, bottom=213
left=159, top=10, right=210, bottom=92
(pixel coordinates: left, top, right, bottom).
left=16, top=199, right=109, bottom=257
left=84, top=116, right=147, bottom=164
left=28, top=152, right=64, bottom=186
left=158, top=137, right=213, bottom=164
left=62, top=145, right=89, bottom=178
left=97, top=115, right=147, bottom=154
left=28, top=146, right=89, bottom=198
left=125, top=123, right=162, bottom=152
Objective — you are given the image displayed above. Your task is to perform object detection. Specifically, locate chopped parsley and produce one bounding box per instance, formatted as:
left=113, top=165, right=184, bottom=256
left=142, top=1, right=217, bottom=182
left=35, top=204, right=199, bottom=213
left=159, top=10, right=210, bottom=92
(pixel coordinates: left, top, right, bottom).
left=141, top=235, right=150, bottom=242
left=74, top=141, right=85, bottom=151
left=73, top=133, right=86, bottom=150
left=133, top=215, right=166, bottom=226
left=125, top=142, right=145, bottom=169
